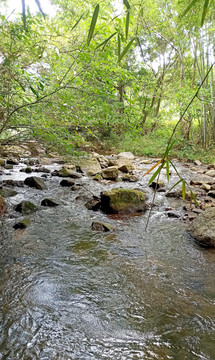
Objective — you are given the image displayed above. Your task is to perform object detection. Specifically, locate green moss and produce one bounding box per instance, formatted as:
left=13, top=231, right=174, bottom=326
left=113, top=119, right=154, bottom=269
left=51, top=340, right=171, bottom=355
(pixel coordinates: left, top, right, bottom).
left=101, top=188, right=146, bottom=213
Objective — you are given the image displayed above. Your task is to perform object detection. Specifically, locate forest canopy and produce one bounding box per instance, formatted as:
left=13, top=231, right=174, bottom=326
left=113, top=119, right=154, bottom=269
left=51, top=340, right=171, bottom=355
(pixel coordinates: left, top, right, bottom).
left=0, top=0, right=215, bottom=161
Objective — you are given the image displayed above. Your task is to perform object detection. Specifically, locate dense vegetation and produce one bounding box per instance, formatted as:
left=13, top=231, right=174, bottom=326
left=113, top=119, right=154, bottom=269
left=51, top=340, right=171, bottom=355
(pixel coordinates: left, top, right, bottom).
left=0, top=0, right=215, bottom=162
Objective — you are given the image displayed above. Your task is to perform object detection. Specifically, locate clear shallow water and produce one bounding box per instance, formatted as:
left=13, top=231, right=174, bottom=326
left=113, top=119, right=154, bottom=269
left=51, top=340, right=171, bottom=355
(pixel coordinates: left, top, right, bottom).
left=0, top=165, right=215, bottom=360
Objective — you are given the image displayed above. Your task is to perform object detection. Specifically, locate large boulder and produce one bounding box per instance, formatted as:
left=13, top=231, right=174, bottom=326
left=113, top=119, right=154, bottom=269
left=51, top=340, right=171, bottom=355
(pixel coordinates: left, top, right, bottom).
left=24, top=176, right=47, bottom=190
left=188, top=207, right=215, bottom=247
left=101, top=188, right=147, bottom=214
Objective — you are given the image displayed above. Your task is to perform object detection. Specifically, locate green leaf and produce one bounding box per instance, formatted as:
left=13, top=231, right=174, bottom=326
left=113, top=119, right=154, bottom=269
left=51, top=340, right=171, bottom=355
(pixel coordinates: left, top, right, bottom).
left=117, top=33, right=121, bottom=60
left=123, top=0, right=131, bottom=10
left=182, top=180, right=186, bottom=200
left=166, top=179, right=182, bottom=195
left=136, top=37, right=144, bottom=58
left=201, top=0, right=210, bottom=26
left=191, top=191, right=198, bottom=206
left=181, top=0, right=199, bottom=18
left=148, top=163, right=164, bottom=185
left=118, top=37, right=134, bottom=62
left=29, top=85, right=38, bottom=97
left=166, top=160, right=170, bottom=182
left=71, top=13, right=85, bottom=32
left=163, top=140, right=176, bottom=159
left=125, top=11, right=130, bottom=39
left=87, top=4, right=100, bottom=46
left=95, top=32, right=117, bottom=50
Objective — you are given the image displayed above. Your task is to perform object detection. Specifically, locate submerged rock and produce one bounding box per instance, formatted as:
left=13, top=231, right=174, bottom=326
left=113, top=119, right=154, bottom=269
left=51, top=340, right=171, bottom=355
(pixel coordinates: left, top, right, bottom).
left=188, top=207, right=215, bottom=247
left=13, top=218, right=31, bottom=230
left=41, top=198, right=60, bottom=207
left=24, top=176, right=47, bottom=190
left=101, top=188, right=147, bottom=214
left=91, top=221, right=115, bottom=232
left=15, top=201, right=38, bottom=214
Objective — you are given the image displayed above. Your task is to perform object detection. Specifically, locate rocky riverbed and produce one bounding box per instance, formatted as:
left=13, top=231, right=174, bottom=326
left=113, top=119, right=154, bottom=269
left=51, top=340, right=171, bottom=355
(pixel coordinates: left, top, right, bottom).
left=1, top=142, right=215, bottom=246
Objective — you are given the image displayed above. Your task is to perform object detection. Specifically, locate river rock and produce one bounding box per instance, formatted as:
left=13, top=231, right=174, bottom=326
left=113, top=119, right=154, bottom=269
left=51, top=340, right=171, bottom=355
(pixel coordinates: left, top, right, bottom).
left=149, top=180, right=165, bottom=190
left=0, top=188, right=18, bottom=197
left=41, top=198, right=60, bottom=207
left=188, top=207, right=215, bottom=247
left=25, top=166, right=32, bottom=173
left=102, top=166, right=119, bottom=180
left=34, top=166, right=51, bottom=173
left=6, top=157, right=19, bottom=165
left=15, top=201, right=38, bottom=214
left=60, top=179, right=75, bottom=187
left=190, top=174, right=215, bottom=185
left=101, top=188, right=147, bottom=214
left=200, top=184, right=211, bottom=191
left=207, top=191, right=215, bottom=198
left=24, top=176, right=47, bottom=190
left=205, top=170, right=215, bottom=177
left=118, top=164, right=135, bottom=173
left=13, top=218, right=31, bottom=230
left=121, top=174, right=138, bottom=182
left=117, top=152, right=135, bottom=160
left=92, top=153, right=109, bottom=168
left=91, top=221, right=115, bottom=232
left=194, top=160, right=202, bottom=166
left=0, top=158, right=5, bottom=166
left=77, top=157, right=101, bottom=176
left=85, top=197, right=101, bottom=211
left=4, top=164, right=13, bottom=170
left=0, top=195, right=7, bottom=216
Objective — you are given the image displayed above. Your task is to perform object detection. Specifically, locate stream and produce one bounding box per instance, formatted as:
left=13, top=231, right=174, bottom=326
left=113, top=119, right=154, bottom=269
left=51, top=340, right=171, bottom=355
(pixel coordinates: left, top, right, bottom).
left=0, top=160, right=215, bottom=359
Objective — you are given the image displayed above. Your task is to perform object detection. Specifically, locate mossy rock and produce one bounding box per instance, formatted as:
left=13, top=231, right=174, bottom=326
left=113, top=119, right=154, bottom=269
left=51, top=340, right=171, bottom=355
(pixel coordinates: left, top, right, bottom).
left=102, top=166, right=119, bottom=180
left=0, top=188, right=18, bottom=198
left=0, top=158, right=5, bottom=166
left=15, top=201, right=38, bottom=214
left=13, top=218, right=31, bottom=230
left=101, top=188, right=147, bottom=214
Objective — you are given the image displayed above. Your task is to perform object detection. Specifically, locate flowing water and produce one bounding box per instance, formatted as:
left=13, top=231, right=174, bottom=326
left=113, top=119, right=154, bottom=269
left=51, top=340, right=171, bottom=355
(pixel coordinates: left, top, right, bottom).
left=0, top=162, right=215, bottom=359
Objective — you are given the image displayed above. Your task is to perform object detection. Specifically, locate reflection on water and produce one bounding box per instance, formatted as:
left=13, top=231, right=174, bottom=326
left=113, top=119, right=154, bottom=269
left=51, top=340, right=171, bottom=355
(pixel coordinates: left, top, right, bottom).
left=0, top=177, right=215, bottom=359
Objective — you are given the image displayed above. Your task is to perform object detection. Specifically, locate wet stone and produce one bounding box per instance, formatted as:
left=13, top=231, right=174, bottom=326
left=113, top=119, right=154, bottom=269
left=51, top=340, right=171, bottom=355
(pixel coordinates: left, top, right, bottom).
left=24, top=176, right=47, bottom=190
left=15, top=201, right=38, bottom=214
left=41, top=198, right=60, bottom=207
left=13, top=218, right=31, bottom=230
left=60, top=179, right=75, bottom=187
left=91, top=221, right=115, bottom=232
left=0, top=188, right=18, bottom=198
